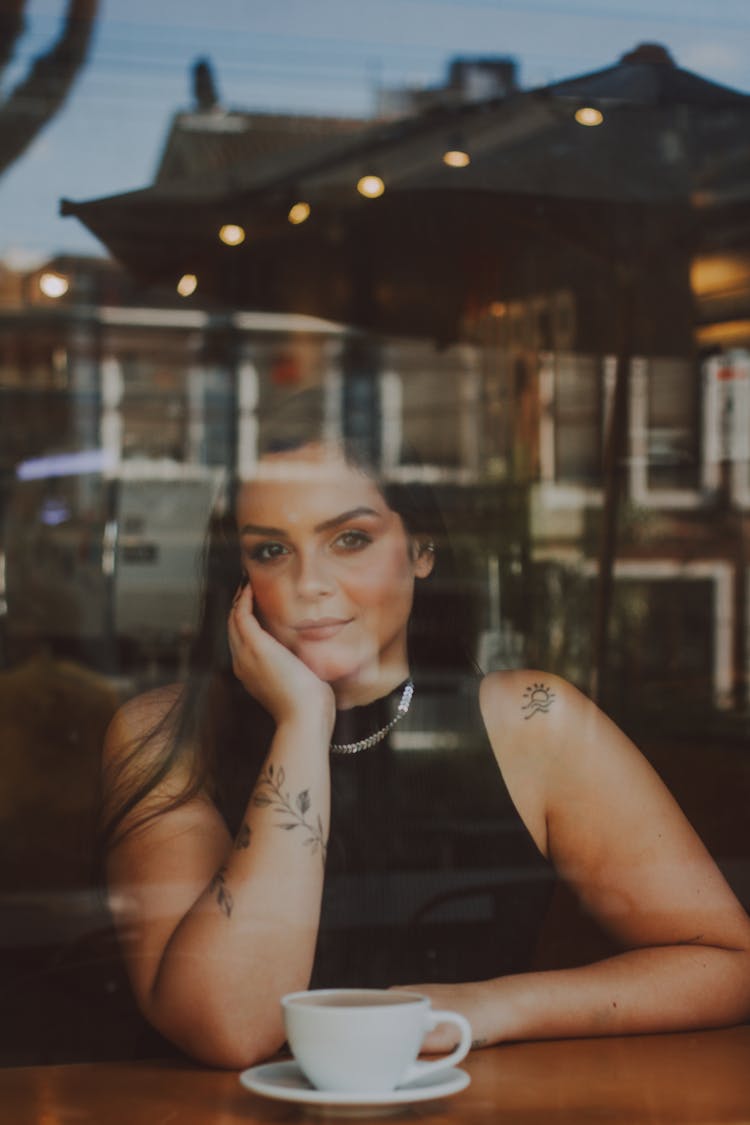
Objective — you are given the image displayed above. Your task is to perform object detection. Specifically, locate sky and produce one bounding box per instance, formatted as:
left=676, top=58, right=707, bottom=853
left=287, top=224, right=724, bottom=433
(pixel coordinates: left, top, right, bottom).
left=2, top=0, right=750, bottom=262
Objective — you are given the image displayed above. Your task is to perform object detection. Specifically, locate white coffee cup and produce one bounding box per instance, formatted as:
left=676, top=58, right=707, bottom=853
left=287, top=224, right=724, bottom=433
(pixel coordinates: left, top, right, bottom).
left=281, top=988, right=472, bottom=1093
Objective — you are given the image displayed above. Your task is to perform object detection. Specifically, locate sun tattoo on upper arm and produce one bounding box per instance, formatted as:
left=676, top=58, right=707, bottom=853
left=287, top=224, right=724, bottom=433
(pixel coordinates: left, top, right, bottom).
left=521, top=682, right=556, bottom=719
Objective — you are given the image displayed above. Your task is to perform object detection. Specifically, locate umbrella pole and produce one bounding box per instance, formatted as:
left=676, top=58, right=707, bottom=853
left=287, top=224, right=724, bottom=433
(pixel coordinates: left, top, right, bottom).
left=591, top=268, right=635, bottom=706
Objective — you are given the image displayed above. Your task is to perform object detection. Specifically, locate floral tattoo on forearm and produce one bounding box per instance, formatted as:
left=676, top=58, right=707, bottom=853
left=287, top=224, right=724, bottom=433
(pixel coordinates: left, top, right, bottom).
left=521, top=682, right=555, bottom=719
left=252, top=762, right=327, bottom=864
left=210, top=865, right=233, bottom=917
left=211, top=827, right=249, bottom=918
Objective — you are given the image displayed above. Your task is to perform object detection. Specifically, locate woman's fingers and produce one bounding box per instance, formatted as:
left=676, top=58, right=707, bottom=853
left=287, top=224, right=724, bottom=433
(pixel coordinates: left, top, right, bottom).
left=228, top=581, right=270, bottom=672
left=227, top=574, right=335, bottom=725
left=228, top=583, right=264, bottom=655
left=231, top=573, right=251, bottom=611
left=230, top=577, right=265, bottom=644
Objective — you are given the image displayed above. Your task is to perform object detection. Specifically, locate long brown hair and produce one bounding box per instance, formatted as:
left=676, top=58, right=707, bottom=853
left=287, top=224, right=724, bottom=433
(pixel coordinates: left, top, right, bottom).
left=99, top=400, right=479, bottom=855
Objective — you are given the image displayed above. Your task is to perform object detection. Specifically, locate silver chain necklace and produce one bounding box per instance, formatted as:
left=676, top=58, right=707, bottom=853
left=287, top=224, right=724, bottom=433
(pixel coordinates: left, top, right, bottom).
left=330, top=680, right=414, bottom=755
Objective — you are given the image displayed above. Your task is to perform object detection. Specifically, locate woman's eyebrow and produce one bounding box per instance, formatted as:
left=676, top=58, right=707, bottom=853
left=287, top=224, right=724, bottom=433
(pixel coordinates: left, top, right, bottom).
left=239, top=506, right=380, bottom=538
left=239, top=521, right=288, bottom=537
left=314, top=506, right=380, bottom=533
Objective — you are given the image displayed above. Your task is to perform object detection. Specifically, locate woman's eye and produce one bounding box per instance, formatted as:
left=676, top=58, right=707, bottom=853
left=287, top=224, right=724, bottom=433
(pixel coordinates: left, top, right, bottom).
left=250, top=541, right=289, bottom=563
left=334, top=529, right=371, bottom=552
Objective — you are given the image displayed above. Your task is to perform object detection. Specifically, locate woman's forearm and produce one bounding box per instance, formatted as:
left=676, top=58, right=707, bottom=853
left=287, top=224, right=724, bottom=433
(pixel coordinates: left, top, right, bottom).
left=142, top=710, right=332, bottom=1067
left=474, top=944, right=750, bottom=1046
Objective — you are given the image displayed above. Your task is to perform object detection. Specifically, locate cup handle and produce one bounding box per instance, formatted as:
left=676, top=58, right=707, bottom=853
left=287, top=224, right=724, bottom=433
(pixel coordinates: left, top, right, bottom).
left=400, top=1009, right=472, bottom=1087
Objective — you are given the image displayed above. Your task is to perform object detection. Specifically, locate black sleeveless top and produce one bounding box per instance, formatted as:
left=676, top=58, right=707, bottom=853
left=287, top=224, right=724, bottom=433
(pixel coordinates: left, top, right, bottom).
left=214, top=675, right=556, bottom=988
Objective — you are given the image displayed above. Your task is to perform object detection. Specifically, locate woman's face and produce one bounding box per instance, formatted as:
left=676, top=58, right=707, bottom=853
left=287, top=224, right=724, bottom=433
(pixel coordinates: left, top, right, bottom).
left=235, top=444, right=433, bottom=702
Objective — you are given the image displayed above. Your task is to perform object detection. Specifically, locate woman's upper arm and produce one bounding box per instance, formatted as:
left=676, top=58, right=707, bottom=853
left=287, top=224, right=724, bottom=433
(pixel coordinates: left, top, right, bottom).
left=102, top=694, right=232, bottom=1010
left=481, top=670, right=750, bottom=953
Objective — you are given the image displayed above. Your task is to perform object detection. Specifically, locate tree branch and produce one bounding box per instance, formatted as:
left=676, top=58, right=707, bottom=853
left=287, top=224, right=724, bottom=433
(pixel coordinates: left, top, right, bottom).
left=0, top=0, right=99, bottom=177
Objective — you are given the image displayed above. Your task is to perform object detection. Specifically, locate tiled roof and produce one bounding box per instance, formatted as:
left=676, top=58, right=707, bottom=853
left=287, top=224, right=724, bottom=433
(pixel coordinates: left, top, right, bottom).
left=154, top=109, right=370, bottom=188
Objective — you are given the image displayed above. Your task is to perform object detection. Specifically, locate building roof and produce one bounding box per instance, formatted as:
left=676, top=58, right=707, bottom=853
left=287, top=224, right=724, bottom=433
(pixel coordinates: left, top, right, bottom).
left=545, top=43, right=750, bottom=107
left=154, top=109, right=370, bottom=188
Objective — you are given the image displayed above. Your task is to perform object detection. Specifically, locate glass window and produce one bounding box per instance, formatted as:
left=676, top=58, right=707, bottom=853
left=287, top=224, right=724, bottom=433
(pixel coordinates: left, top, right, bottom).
left=2, top=7, right=750, bottom=1071
left=554, top=353, right=602, bottom=485
left=646, top=357, right=700, bottom=491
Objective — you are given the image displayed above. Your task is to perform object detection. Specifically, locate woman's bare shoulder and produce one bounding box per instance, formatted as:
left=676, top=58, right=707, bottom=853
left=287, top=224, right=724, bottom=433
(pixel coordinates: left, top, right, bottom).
left=476, top=671, right=589, bottom=856
left=102, top=683, right=206, bottom=847
left=479, top=669, right=661, bottom=814
left=103, top=683, right=185, bottom=771
left=479, top=668, right=587, bottom=740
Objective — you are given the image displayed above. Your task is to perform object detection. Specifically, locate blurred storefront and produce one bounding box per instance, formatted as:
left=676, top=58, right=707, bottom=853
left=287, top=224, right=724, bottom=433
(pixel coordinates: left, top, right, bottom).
left=3, top=239, right=750, bottom=731
left=1, top=254, right=497, bottom=682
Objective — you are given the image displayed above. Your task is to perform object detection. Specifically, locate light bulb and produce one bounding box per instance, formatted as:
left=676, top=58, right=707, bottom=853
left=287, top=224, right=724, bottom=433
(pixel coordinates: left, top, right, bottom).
left=357, top=175, right=385, bottom=199
left=219, top=224, right=246, bottom=246
left=288, top=201, right=311, bottom=225
left=39, top=272, right=69, bottom=299
left=575, top=106, right=604, bottom=127
left=177, top=274, right=198, bottom=297
left=443, top=149, right=471, bottom=168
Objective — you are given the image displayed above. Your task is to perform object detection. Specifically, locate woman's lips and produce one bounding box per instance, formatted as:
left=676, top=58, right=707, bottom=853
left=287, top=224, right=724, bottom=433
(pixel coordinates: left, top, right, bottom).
left=294, top=618, right=352, bottom=641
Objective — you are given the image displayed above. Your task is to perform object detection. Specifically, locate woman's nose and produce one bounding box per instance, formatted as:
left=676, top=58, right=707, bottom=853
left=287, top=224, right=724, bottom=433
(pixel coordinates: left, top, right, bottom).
left=295, top=548, right=334, bottom=599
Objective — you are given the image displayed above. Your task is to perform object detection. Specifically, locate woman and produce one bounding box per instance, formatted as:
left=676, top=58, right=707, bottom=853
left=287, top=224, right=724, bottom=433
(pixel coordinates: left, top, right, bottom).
left=102, top=427, right=750, bottom=1070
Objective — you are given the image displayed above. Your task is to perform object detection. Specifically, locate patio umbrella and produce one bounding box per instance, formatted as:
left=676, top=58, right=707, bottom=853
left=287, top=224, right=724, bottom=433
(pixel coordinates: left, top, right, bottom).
left=62, top=44, right=750, bottom=345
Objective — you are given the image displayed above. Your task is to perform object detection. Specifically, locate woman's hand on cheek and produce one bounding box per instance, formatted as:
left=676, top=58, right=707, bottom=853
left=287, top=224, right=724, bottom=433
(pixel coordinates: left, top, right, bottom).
left=228, top=581, right=335, bottom=728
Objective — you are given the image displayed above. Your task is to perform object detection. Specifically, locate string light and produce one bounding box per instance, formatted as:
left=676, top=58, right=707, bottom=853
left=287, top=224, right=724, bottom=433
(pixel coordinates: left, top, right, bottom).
left=219, top=223, right=246, bottom=246
left=357, top=174, right=385, bottom=199
left=575, top=106, right=604, bottom=127
left=39, top=272, right=69, bottom=299
left=288, top=201, right=311, bottom=225
left=443, top=149, right=471, bottom=168
left=177, top=274, right=198, bottom=297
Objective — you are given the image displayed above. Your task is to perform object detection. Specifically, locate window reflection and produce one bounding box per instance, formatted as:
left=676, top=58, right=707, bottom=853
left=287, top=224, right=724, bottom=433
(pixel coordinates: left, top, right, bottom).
left=2, top=23, right=750, bottom=1068
left=3, top=263, right=749, bottom=713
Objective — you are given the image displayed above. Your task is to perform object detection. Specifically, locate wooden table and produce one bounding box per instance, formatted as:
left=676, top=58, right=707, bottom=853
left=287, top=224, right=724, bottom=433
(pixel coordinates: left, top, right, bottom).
left=2, top=1026, right=749, bottom=1124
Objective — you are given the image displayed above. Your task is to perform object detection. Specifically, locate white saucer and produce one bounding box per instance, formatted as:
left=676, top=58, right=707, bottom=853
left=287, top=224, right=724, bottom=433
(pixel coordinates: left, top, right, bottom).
left=239, top=1060, right=470, bottom=1116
